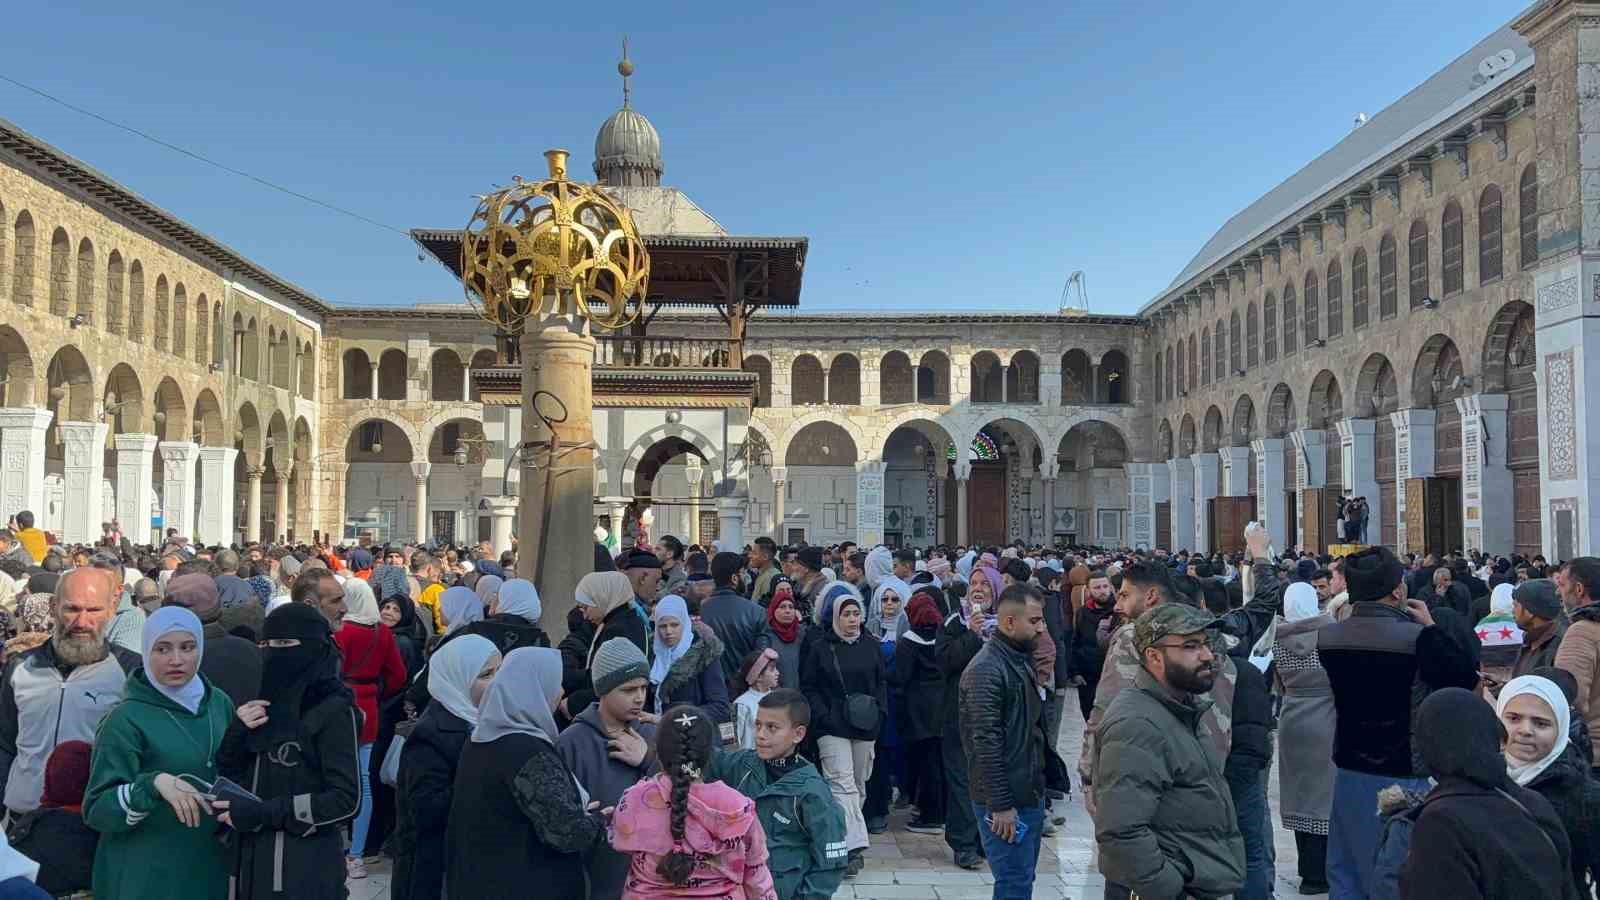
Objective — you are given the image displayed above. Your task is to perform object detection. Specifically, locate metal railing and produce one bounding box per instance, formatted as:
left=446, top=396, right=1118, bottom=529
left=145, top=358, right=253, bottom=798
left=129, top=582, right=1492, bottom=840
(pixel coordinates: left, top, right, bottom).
left=594, top=336, right=740, bottom=370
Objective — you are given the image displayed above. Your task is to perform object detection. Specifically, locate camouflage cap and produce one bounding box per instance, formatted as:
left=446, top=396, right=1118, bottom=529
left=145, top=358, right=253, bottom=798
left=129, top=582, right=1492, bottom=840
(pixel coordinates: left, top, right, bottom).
left=1133, top=603, right=1220, bottom=656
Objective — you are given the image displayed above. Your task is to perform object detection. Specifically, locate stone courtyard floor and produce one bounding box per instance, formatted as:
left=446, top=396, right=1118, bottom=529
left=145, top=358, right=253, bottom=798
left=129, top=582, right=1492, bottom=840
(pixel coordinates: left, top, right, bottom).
left=354, top=707, right=1305, bottom=899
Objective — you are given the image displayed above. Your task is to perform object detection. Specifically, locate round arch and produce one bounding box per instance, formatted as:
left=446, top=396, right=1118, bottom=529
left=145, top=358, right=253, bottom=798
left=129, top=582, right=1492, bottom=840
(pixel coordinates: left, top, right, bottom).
left=916, top=350, right=951, bottom=404
left=1266, top=383, right=1296, bottom=437
left=293, top=417, right=313, bottom=466
left=102, top=363, right=146, bottom=437
left=1482, top=300, right=1536, bottom=394
left=419, top=404, right=492, bottom=454
left=151, top=377, right=187, bottom=443
left=1410, top=335, right=1464, bottom=409
left=1057, top=420, right=1130, bottom=471
left=1231, top=395, right=1257, bottom=445
left=963, top=415, right=1047, bottom=463
left=46, top=345, right=95, bottom=423
left=236, top=402, right=263, bottom=463
left=879, top=350, right=914, bottom=405
left=1307, top=370, right=1344, bottom=428
left=192, top=389, right=224, bottom=446
left=784, top=421, right=859, bottom=467
left=0, top=326, right=37, bottom=408
left=329, top=406, right=424, bottom=460
left=622, top=423, right=723, bottom=493
left=1201, top=405, right=1225, bottom=452
left=1156, top=419, right=1174, bottom=460
left=265, top=411, right=292, bottom=476
left=1355, top=353, right=1400, bottom=416
left=424, top=416, right=488, bottom=465
left=1178, top=414, right=1197, bottom=457
left=778, top=411, right=867, bottom=466
left=342, top=416, right=415, bottom=463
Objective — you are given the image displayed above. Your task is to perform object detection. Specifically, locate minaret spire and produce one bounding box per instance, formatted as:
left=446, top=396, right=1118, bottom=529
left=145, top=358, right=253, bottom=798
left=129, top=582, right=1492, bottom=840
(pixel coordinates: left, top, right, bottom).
left=619, top=37, right=634, bottom=108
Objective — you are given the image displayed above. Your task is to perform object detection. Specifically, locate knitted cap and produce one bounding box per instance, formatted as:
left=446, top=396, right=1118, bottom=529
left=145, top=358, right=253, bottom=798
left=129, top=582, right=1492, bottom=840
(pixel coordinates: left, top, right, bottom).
left=591, top=637, right=649, bottom=697
left=1513, top=579, right=1562, bottom=621
left=797, top=546, right=824, bottom=571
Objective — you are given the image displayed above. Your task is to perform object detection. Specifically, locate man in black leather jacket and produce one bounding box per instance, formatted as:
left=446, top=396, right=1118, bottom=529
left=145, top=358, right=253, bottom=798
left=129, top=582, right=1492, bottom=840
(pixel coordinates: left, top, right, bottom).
left=958, top=583, right=1048, bottom=898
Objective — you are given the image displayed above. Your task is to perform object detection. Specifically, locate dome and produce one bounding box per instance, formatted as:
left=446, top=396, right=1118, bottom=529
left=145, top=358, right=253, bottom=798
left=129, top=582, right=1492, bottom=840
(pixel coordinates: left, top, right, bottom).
left=594, top=106, right=663, bottom=187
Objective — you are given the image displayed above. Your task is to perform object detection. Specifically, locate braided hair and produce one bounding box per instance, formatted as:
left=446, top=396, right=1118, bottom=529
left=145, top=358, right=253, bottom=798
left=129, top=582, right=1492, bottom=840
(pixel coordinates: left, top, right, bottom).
left=654, top=704, right=716, bottom=886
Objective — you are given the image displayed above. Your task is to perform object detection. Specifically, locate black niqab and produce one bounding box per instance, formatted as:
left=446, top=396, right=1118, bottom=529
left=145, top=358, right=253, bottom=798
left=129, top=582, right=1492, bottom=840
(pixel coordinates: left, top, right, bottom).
left=248, top=603, right=351, bottom=753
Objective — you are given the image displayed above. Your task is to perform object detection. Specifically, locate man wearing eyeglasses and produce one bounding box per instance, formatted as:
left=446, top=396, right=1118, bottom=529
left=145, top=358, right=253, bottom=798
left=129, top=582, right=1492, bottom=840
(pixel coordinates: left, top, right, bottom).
left=1093, top=603, right=1245, bottom=900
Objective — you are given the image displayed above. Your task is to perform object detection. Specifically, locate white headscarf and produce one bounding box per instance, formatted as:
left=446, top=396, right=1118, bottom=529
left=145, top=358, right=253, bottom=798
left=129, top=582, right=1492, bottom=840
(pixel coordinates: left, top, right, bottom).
left=1284, top=582, right=1320, bottom=623
left=869, top=577, right=913, bottom=643
left=440, top=586, right=484, bottom=634
left=1496, top=674, right=1572, bottom=786
left=472, top=647, right=563, bottom=745
left=496, top=579, right=542, bottom=621
left=142, top=606, right=206, bottom=714
left=864, top=546, right=894, bottom=590
left=1489, top=582, right=1516, bottom=617
left=649, top=595, right=694, bottom=688
left=343, top=578, right=381, bottom=626
left=427, top=634, right=499, bottom=726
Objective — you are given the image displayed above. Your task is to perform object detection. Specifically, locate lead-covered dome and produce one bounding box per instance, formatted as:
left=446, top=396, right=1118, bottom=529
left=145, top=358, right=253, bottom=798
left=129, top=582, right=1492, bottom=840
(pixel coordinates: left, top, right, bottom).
left=594, top=104, right=662, bottom=187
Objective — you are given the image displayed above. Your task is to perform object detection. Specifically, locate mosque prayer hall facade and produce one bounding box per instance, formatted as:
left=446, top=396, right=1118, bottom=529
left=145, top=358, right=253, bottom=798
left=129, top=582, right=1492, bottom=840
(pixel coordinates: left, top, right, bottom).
left=2, top=4, right=1599, bottom=561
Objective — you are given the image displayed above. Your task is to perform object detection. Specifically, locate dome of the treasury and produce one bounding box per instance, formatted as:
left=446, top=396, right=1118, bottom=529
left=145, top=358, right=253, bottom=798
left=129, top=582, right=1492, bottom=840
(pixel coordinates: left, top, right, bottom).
left=594, top=104, right=663, bottom=187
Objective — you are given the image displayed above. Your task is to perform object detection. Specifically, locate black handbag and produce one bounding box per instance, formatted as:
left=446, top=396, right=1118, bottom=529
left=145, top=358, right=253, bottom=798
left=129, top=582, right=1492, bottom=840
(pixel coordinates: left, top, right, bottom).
left=829, top=644, right=881, bottom=734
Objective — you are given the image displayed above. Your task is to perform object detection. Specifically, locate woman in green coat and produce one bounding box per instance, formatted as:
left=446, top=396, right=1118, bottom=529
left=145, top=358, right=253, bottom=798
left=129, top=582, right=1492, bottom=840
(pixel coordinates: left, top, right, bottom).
left=84, top=606, right=235, bottom=900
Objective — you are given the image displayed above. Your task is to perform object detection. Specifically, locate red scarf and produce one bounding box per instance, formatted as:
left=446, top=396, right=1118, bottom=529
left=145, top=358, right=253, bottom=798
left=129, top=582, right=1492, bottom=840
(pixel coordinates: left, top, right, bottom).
left=767, top=596, right=800, bottom=643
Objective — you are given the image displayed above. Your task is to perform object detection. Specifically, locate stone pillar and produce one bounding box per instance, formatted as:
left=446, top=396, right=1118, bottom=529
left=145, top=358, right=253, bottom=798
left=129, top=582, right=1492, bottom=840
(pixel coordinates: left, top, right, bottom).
left=1191, top=452, right=1220, bottom=552
left=1251, top=438, right=1288, bottom=553
left=114, top=434, right=158, bottom=545
left=486, top=496, right=517, bottom=558
left=856, top=460, right=886, bottom=548
left=462, top=370, right=471, bottom=403
left=273, top=471, right=291, bottom=544
left=195, top=446, right=237, bottom=545
left=1391, top=409, right=1437, bottom=553
left=601, top=495, right=629, bottom=552
left=684, top=458, right=704, bottom=547
left=1167, top=458, right=1195, bottom=553
left=411, top=461, right=431, bottom=544
left=1219, top=446, right=1251, bottom=496
left=369, top=363, right=379, bottom=400
left=1338, top=418, right=1381, bottom=546
left=157, top=441, right=199, bottom=542
left=1291, top=430, right=1328, bottom=550
left=1124, top=462, right=1167, bottom=550
left=1458, top=394, right=1512, bottom=554
left=245, top=466, right=263, bottom=543
left=716, top=497, right=745, bottom=551
left=58, top=422, right=108, bottom=545
left=517, top=314, right=596, bottom=643
left=955, top=461, right=971, bottom=546
left=0, top=408, right=52, bottom=525
left=770, top=466, right=787, bottom=540
left=1039, top=461, right=1058, bottom=546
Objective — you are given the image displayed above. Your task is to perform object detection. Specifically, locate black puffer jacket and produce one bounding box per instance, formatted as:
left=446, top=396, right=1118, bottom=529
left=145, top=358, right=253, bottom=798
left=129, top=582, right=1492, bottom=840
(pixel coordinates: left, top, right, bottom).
left=1525, top=742, right=1600, bottom=899
left=890, top=632, right=942, bottom=743
left=1068, top=602, right=1114, bottom=684
left=391, top=705, right=473, bottom=900
left=935, top=614, right=983, bottom=741
left=1224, top=646, right=1274, bottom=770
left=958, top=633, right=1045, bottom=812
left=800, top=628, right=887, bottom=741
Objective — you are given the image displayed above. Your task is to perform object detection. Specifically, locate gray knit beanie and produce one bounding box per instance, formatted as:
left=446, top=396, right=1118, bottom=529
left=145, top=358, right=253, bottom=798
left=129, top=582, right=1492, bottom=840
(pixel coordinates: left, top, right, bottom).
left=591, top=637, right=649, bottom=697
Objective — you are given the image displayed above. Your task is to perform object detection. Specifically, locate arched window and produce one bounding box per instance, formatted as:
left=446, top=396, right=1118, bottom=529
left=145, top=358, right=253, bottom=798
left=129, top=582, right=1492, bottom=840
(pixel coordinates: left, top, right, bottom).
left=1199, top=328, right=1211, bottom=386
left=75, top=238, right=94, bottom=325
left=1213, top=320, right=1225, bottom=382
left=1245, top=303, right=1258, bottom=368
left=1479, top=185, right=1503, bottom=284
left=1154, top=347, right=1164, bottom=403
left=791, top=355, right=825, bottom=405
left=1263, top=294, right=1277, bottom=363
left=1175, top=338, right=1185, bottom=396
left=10, top=211, right=34, bottom=307
left=878, top=351, right=913, bottom=404
left=127, top=261, right=144, bottom=342
left=970, top=351, right=1004, bottom=403
left=1408, top=220, right=1429, bottom=308
left=1187, top=334, right=1197, bottom=391
left=172, top=284, right=187, bottom=358
left=827, top=354, right=861, bottom=405
left=1229, top=311, right=1242, bottom=373
left=1379, top=234, right=1398, bottom=319
left=1441, top=201, right=1463, bottom=296
left=1004, top=351, right=1040, bottom=403
left=742, top=356, right=771, bottom=407
left=48, top=228, right=70, bottom=317
left=1302, top=271, right=1319, bottom=345
left=1165, top=345, right=1175, bottom=399
left=106, top=252, right=124, bottom=336
left=154, top=275, right=170, bottom=351
left=1326, top=260, right=1343, bottom=339
left=1520, top=164, right=1539, bottom=269
left=195, top=296, right=209, bottom=365
left=1351, top=249, right=1369, bottom=330
left=1282, top=283, right=1297, bottom=355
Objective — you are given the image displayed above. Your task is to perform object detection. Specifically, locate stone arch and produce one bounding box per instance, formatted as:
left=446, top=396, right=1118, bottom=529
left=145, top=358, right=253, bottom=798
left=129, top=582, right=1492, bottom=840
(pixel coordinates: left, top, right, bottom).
left=1060, top=349, right=1091, bottom=404
left=11, top=210, right=35, bottom=307
left=101, top=363, right=146, bottom=437
left=1411, top=334, right=1465, bottom=409
left=1201, top=405, right=1225, bottom=452
left=0, top=326, right=37, bottom=408
left=1156, top=419, right=1174, bottom=460
left=1355, top=353, right=1399, bottom=416
left=430, top=348, right=465, bottom=401
left=152, top=377, right=188, bottom=443
left=299, top=340, right=316, bottom=400
left=342, top=348, right=373, bottom=399
left=127, top=260, right=145, bottom=342
left=343, top=415, right=415, bottom=464
left=630, top=434, right=712, bottom=498
left=778, top=411, right=866, bottom=467
left=194, top=294, right=210, bottom=366
left=333, top=406, right=423, bottom=460
left=265, top=410, right=292, bottom=477
left=880, top=350, right=914, bottom=405
left=785, top=421, right=859, bottom=467
left=1231, top=395, right=1257, bottom=445
left=172, top=283, right=188, bottom=358
left=75, top=237, right=94, bottom=324
left=1307, top=370, right=1344, bottom=428
left=192, top=389, right=224, bottom=446
left=827, top=353, right=861, bottom=405
left=293, top=417, right=313, bottom=467
left=1099, top=349, right=1129, bottom=403
left=377, top=348, right=407, bottom=400
left=1058, top=420, right=1130, bottom=471
left=417, top=404, right=491, bottom=456
left=970, top=351, right=1003, bottom=403
left=1266, top=383, right=1297, bottom=437
left=1481, top=300, right=1536, bottom=393
left=878, top=414, right=958, bottom=464
left=1200, top=326, right=1212, bottom=385
left=48, top=227, right=70, bottom=318
left=271, top=326, right=293, bottom=390
left=1005, top=350, right=1040, bottom=403
left=105, top=251, right=125, bottom=336
left=743, top=354, right=772, bottom=407
left=45, top=345, right=95, bottom=422
left=1178, top=414, right=1197, bottom=457
left=790, top=354, right=825, bottom=405
left=968, top=415, right=1047, bottom=465
left=620, top=423, right=723, bottom=492
left=211, top=305, right=225, bottom=365
left=154, top=274, right=171, bottom=351
left=242, top=316, right=260, bottom=379
left=917, top=350, right=950, bottom=404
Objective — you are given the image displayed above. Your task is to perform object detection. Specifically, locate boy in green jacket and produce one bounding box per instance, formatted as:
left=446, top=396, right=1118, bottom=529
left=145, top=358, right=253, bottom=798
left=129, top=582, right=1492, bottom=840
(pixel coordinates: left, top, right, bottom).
left=706, top=688, right=847, bottom=900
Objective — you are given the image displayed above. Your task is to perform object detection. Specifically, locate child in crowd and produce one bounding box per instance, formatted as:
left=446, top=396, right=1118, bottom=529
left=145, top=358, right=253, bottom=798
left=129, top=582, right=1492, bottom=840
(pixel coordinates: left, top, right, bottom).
left=610, top=705, right=777, bottom=899
left=734, top=649, right=781, bottom=750
left=707, top=690, right=848, bottom=900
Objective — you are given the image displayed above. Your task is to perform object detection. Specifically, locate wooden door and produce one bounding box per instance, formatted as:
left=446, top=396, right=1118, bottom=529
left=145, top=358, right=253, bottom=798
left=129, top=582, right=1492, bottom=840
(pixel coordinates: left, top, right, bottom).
left=1411, top=477, right=1465, bottom=556
left=967, top=465, right=1008, bottom=546
left=1210, top=496, right=1257, bottom=554
left=1303, top=488, right=1325, bottom=554
left=1379, top=480, right=1397, bottom=550
left=1513, top=468, right=1541, bottom=559
left=1155, top=502, right=1172, bottom=551
left=1405, top=478, right=1430, bottom=555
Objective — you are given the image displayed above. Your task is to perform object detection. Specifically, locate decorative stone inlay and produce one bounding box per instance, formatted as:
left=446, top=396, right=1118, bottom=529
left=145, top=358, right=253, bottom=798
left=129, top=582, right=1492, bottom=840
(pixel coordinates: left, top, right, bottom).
left=1539, top=275, right=1580, bottom=313
left=1547, top=349, right=1578, bottom=480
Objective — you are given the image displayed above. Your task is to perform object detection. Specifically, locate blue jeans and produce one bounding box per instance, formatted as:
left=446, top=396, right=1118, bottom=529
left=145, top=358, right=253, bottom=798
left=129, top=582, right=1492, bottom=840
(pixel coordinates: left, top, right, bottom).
left=972, top=802, right=1044, bottom=900
left=348, top=742, right=373, bottom=859
left=1225, top=761, right=1273, bottom=900
left=1329, top=767, right=1426, bottom=899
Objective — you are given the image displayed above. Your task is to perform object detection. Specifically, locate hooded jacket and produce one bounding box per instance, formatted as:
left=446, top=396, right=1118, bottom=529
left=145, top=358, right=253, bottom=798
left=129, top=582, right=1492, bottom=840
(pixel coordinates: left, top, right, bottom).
left=1094, top=668, right=1245, bottom=900
left=654, top=621, right=732, bottom=724
left=608, top=773, right=778, bottom=900
left=706, top=749, right=847, bottom=900
left=554, top=704, right=658, bottom=900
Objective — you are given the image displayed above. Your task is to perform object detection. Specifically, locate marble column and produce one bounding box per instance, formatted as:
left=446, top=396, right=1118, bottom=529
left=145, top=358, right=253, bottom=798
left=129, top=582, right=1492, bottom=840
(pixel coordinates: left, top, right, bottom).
left=717, top=497, right=745, bottom=552
left=602, top=495, right=629, bottom=551
left=486, top=496, right=517, bottom=557
left=411, top=461, right=431, bottom=544
left=195, top=446, right=237, bottom=545
left=59, top=422, right=108, bottom=545
left=1457, top=394, right=1511, bottom=554
left=1337, top=418, right=1381, bottom=546
left=273, top=470, right=291, bottom=543
left=1124, top=462, right=1168, bottom=551
left=955, top=461, right=971, bottom=547
left=1291, top=430, right=1328, bottom=550
left=1191, top=452, right=1220, bottom=552
left=1391, top=409, right=1437, bottom=554
left=157, top=441, right=199, bottom=542
left=369, top=364, right=379, bottom=400
left=1250, top=438, right=1288, bottom=553
left=0, top=408, right=52, bottom=525
left=684, top=459, right=704, bottom=547
left=113, top=433, right=158, bottom=544
left=1167, top=458, right=1195, bottom=553
left=1039, top=460, right=1058, bottom=546
left=856, top=460, right=886, bottom=547
left=245, top=466, right=264, bottom=543
left=770, top=466, right=787, bottom=541
left=1219, top=446, right=1251, bottom=497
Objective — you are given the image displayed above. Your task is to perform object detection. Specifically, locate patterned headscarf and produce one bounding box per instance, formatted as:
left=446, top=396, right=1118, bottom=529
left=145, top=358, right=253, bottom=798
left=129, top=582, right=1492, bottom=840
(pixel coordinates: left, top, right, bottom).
left=372, top=564, right=411, bottom=604
left=246, top=575, right=275, bottom=608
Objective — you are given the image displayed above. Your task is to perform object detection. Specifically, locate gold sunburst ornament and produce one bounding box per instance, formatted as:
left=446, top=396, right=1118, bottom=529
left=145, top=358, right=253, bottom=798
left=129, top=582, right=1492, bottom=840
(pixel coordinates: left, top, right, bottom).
left=462, top=149, right=650, bottom=333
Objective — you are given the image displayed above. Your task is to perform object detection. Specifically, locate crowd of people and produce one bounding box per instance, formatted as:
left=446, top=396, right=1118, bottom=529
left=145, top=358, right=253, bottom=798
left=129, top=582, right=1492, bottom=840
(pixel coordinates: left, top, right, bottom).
left=0, top=505, right=1593, bottom=899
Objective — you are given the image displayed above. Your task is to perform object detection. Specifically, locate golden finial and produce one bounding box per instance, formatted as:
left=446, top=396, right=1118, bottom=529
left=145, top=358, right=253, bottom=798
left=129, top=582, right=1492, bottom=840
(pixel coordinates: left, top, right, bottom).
left=618, top=37, right=634, bottom=108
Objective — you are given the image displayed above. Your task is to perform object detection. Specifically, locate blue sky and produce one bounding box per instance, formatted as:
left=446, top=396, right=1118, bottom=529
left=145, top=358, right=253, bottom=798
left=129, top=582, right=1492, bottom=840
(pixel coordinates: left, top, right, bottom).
left=0, top=1, right=1522, bottom=314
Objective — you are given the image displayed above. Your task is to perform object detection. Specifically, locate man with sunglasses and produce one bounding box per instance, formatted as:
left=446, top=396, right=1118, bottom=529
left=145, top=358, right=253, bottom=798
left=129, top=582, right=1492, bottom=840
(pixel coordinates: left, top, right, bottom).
left=1094, top=603, right=1246, bottom=900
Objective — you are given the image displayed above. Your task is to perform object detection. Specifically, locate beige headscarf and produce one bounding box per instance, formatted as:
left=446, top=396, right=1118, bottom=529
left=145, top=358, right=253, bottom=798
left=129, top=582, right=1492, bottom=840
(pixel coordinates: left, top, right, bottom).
left=575, top=571, right=635, bottom=619
left=343, top=578, right=382, bottom=626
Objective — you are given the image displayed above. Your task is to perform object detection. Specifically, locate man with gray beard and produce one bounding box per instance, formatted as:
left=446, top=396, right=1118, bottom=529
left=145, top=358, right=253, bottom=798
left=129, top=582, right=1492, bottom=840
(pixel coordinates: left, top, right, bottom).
left=0, top=568, right=140, bottom=815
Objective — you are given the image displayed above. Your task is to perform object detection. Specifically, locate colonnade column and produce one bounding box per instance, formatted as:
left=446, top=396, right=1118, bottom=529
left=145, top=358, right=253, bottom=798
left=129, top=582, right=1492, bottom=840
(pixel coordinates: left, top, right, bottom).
left=1219, top=446, right=1250, bottom=497
left=855, top=460, right=885, bottom=548
left=273, top=469, right=291, bottom=544
left=1250, top=438, right=1288, bottom=553
left=158, top=441, right=200, bottom=541
left=684, top=459, right=703, bottom=547
left=1338, top=419, right=1381, bottom=546
left=195, top=446, right=237, bottom=545
left=770, top=466, right=787, bottom=541
left=245, top=466, right=263, bottom=543
left=716, top=498, right=744, bottom=552
left=1167, top=458, right=1194, bottom=553
left=1291, top=430, right=1327, bottom=550
left=0, top=409, right=52, bottom=524
left=59, top=422, right=108, bottom=546
left=1039, top=461, right=1058, bottom=547
left=486, top=497, right=516, bottom=557
left=602, top=496, right=628, bottom=550
left=955, top=461, right=971, bottom=547
left=1458, top=394, right=1512, bottom=554
left=411, top=461, right=431, bottom=544
left=369, top=364, right=379, bottom=400
left=1124, top=462, right=1166, bottom=550
left=1391, top=409, right=1437, bottom=554
left=114, top=434, right=159, bottom=545
left=1191, top=452, right=1220, bottom=552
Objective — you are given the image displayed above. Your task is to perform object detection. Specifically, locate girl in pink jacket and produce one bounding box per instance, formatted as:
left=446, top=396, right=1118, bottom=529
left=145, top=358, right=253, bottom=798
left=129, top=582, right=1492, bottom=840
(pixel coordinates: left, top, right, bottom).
left=610, top=705, right=778, bottom=900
